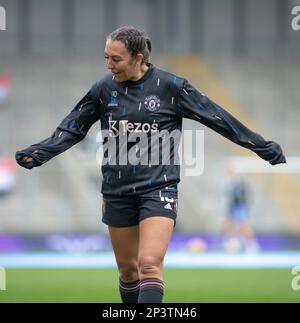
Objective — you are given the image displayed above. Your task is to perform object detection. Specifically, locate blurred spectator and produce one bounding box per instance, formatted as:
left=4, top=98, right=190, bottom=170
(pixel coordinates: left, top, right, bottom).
left=221, top=164, right=260, bottom=253
left=0, top=156, right=16, bottom=196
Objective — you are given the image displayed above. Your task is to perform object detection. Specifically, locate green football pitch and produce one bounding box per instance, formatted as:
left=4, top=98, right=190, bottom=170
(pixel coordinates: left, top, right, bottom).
left=0, top=268, right=298, bottom=303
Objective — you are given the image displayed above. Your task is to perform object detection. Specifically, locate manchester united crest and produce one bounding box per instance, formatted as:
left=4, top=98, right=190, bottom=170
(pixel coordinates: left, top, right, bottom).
left=144, top=95, right=160, bottom=112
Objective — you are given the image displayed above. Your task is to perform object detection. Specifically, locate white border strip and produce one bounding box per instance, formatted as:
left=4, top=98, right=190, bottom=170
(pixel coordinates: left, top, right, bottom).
left=0, top=252, right=299, bottom=269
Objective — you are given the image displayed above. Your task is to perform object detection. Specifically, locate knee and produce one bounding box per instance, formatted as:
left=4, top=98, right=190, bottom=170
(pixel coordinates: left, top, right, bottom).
left=117, top=259, right=139, bottom=282
left=138, top=255, right=163, bottom=278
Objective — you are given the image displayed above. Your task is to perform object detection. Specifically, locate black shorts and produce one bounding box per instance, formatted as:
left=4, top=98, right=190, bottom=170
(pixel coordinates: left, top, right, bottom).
left=102, top=185, right=178, bottom=227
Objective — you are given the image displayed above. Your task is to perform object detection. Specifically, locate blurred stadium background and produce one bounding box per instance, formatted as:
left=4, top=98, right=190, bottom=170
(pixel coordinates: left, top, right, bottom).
left=0, top=0, right=300, bottom=302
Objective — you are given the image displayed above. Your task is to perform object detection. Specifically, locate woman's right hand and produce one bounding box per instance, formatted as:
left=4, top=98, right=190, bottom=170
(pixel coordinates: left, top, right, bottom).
left=21, top=156, right=33, bottom=163
left=15, top=152, right=35, bottom=169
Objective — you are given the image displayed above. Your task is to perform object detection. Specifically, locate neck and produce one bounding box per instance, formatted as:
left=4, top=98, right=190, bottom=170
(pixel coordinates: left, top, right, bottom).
left=130, top=63, right=149, bottom=81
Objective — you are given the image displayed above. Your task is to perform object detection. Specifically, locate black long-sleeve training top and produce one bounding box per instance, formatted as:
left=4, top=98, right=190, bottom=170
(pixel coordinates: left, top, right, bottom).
left=16, top=63, right=286, bottom=196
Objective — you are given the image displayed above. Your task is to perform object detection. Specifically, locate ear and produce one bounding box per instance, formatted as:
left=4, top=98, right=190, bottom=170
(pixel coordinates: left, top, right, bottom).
left=135, top=53, right=144, bottom=65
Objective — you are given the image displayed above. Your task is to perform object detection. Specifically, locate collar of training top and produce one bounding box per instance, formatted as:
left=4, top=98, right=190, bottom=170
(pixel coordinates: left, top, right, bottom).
left=113, top=63, right=154, bottom=87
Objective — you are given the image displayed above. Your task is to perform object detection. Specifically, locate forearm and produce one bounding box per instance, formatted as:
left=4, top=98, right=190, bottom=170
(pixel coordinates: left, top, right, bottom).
left=207, top=104, right=286, bottom=165
left=16, top=88, right=101, bottom=169
left=177, top=80, right=286, bottom=165
left=15, top=129, right=84, bottom=169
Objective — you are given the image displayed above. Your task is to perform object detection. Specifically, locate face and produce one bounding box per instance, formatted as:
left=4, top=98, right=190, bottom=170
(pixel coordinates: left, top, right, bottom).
left=104, top=38, right=142, bottom=82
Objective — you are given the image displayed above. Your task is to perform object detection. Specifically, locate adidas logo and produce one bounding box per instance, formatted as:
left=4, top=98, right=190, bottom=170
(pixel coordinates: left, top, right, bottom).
left=164, top=203, right=172, bottom=210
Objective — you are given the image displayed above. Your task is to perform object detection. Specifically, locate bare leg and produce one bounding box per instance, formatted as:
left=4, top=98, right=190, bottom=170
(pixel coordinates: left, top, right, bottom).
left=137, top=216, right=174, bottom=303
left=108, top=225, right=139, bottom=282
left=138, top=216, right=174, bottom=280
